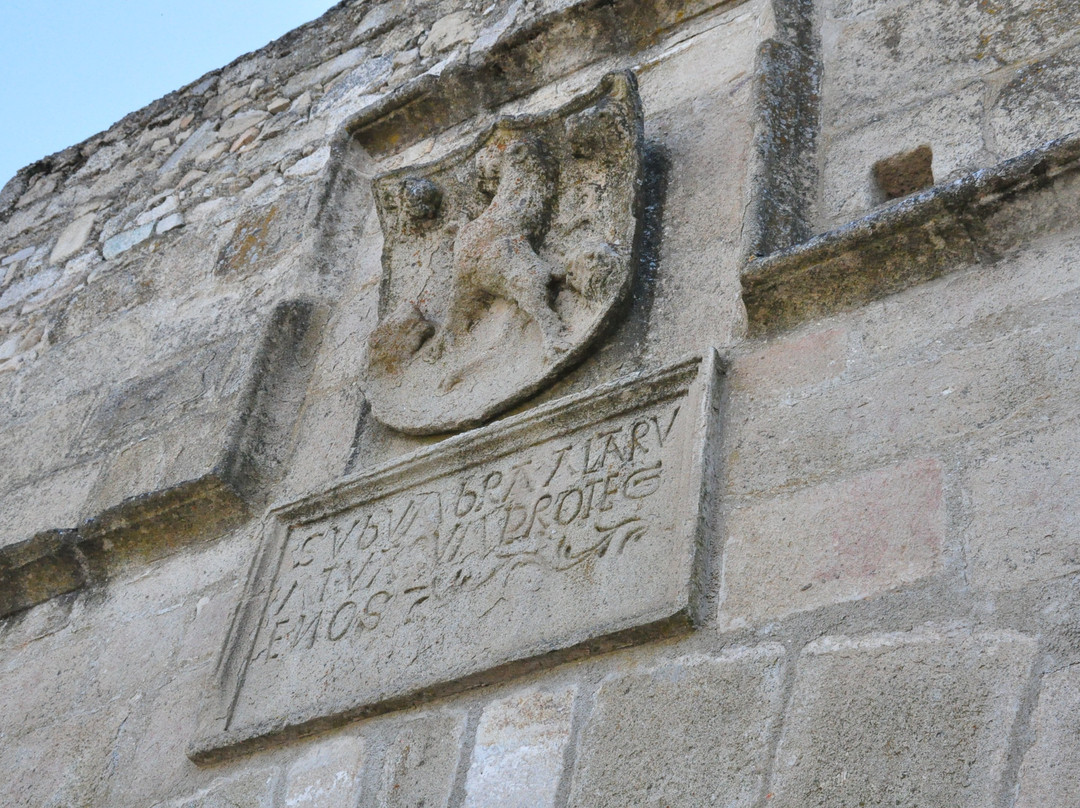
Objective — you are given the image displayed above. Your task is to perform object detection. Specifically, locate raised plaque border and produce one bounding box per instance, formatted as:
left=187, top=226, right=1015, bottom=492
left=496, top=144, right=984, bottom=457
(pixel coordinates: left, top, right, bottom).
left=191, top=351, right=723, bottom=762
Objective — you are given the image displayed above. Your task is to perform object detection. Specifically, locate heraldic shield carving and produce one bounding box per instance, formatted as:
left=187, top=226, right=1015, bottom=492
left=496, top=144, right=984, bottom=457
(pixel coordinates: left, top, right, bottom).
left=360, top=71, right=645, bottom=435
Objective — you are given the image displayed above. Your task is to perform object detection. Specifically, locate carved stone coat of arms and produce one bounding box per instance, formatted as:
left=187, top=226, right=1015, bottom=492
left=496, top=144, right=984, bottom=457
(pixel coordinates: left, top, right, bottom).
left=360, top=71, right=644, bottom=434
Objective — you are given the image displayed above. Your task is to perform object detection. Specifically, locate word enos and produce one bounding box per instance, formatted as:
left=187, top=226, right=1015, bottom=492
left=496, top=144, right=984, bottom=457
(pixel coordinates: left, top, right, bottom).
left=257, top=403, right=683, bottom=662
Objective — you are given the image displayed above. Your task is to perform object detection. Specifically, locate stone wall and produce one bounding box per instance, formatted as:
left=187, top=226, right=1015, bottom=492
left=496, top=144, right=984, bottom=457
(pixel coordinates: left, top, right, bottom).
left=2, top=0, right=1079, bottom=805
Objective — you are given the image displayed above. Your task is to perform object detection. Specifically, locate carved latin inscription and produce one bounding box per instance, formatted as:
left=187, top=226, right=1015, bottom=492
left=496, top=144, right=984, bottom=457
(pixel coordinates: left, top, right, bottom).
left=192, top=354, right=721, bottom=761
left=261, top=407, right=678, bottom=662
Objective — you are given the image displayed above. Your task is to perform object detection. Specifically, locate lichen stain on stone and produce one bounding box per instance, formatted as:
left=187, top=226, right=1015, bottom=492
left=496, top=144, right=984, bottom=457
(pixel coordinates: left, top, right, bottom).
left=215, top=205, right=279, bottom=276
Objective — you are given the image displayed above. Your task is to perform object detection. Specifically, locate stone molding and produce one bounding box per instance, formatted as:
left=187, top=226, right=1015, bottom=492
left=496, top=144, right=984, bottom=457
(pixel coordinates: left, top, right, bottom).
left=743, top=130, right=1080, bottom=334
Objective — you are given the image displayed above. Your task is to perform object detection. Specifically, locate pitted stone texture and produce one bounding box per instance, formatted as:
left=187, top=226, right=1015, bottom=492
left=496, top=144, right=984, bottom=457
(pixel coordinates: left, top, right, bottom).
left=719, top=458, right=945, bottom=628
left=175, top=768, right=279, bottom=808
left=769, top=631, right=1036, bottom=808
left=1015, top=666, right=1080, bottom=808
left=568, top=646, right=785, bottom=808
left=283, top=736, right=366, bottom=807
left=821, top=0, right=1080, bottom=133
left=378, top=712, right=466, bottom=808
left=464, top=687, right=576, bottom=808
left=987, top=41, right=1080, bottom=161
left=965, top=421, right=1080, bottom=591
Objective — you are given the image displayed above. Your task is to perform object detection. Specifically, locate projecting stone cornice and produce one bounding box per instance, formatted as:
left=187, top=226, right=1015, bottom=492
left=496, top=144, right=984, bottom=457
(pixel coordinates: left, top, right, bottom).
left=0, top=299, right=318, bottom=618
left=742, top=131, right=1080, bottom=335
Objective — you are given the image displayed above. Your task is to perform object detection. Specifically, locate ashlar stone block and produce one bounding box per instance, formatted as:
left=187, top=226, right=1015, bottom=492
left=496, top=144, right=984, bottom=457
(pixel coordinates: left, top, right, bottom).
left=567, top=645, right=785, bottom=808
left=768, top=631, right=1036, bottom=808
left=378, top=712, right=466, bottom=808
left=965, top=420, right=1080, bottom=591
left=729, top=326, right=848, bottom=398
left=719, top=458, right=944, bottom=628
left=283, top=736, right=365, bottom=808
left=464, top=687, right=576, bottom=808
left=1015, top=665, right=1080, bottom=808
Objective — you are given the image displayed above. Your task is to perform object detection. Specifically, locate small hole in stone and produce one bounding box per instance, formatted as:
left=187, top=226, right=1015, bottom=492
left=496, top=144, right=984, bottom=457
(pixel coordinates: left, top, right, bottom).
left=872, top=144, right=934, bottom=201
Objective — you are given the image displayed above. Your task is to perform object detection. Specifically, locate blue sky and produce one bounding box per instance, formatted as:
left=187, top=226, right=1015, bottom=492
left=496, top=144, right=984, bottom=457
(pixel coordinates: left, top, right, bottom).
left=0, top=1, right=336, bottom=186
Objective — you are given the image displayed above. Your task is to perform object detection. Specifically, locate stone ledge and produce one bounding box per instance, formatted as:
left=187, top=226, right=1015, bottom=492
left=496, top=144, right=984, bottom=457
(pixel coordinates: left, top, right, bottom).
left=742, top=130, right=1080, bottom=335
left=347, top=0, right=743, bottom=157
left=0, top=298, right=318, bottom=619
left=0, top=475, right=246, bottom=619
left=0, top=529, right=85, bottom=617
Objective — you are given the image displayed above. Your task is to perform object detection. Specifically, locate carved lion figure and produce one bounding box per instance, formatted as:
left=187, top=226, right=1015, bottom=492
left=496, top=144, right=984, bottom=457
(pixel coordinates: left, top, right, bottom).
left=443, top=135, right=567, bottom=352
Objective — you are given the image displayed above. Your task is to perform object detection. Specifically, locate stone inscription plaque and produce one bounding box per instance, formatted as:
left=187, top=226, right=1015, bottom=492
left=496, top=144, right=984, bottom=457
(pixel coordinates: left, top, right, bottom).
left=192, top=354, right=721, bottom=760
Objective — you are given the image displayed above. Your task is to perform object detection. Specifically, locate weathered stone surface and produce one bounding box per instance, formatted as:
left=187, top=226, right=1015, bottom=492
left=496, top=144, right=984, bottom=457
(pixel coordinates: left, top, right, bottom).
left=136, top=194, right=179, bottom=226
left=821, top=0, right=1080, bottom=134
left=637, top=2, right=770, bottom=353
left=464, top=687, right=575, bottom=808
left=361, top=71, right=644, bottom=434
left=1015, top=666, right=1080, bottom=808
left=217, top=111, right=269, bottom=143
left=193, top=355, right=721, bottom=759
left=101, top=222, right=154, bottom=259
left=0, top=463, right=101, bottom=558
left=107, top=665, right=217, bottom=807
left=0, top=265, right=61, bottom=312
left=987, top=40, right=1080, bottom=159
left=0, top=699, right=132, bottom=808
left=568, top=646, right=785, bottom=808
left=821, top=86, right=987, bottom=225
left=157, top=212, right=185, bottom=234
left=174, top=768, right=279, bottom=808
left=378, top=712, right=466, bottom=808
left=0, top=530, right=85, bottom=619
left=768, top=631, right=1036, bottom=808
left=1, top=244, right=36, bottom=265
left=3, top=0, right=1079, bottom=802
left=729, top=326, right=847, bottom=396
left=348, top=0, right=737, bottom=158
left=49, top=212, right=95, bottom=263
left=283, top=736, right=365, bottom=807
left=719, top=458, right=945, bottom=628
left=420, top=12, right=477, bottom=59
left=964, top=420, right=1080, bottom=591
